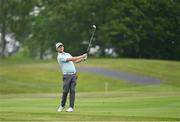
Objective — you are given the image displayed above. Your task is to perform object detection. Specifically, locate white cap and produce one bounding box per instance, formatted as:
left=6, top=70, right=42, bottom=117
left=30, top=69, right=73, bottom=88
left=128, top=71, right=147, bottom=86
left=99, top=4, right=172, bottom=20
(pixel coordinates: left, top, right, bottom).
left=55, top=42, right=63, bottom=48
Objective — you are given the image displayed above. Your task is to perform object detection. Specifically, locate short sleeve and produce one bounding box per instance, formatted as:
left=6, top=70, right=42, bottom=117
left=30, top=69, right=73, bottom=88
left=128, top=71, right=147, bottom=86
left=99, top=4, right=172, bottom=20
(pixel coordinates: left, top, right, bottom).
left=67, top=53, right=72, bottom=58
left=57, top=55, right=67, bottom=62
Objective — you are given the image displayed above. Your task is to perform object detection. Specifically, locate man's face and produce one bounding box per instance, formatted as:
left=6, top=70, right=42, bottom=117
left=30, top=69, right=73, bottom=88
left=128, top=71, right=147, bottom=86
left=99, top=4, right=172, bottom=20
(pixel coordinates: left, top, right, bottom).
left=57, top=45, right=64, bottom=53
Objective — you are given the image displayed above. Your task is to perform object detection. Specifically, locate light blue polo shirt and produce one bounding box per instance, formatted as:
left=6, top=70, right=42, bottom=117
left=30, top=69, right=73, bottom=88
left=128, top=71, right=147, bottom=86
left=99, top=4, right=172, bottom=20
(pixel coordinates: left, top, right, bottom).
left=57, top=52, right=76, bottom=74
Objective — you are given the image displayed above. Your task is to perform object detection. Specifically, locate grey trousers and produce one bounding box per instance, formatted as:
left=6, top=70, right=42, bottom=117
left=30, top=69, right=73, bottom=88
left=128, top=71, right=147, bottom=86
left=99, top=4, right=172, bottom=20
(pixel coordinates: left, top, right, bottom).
left=61, top=74, right=77, bottom=108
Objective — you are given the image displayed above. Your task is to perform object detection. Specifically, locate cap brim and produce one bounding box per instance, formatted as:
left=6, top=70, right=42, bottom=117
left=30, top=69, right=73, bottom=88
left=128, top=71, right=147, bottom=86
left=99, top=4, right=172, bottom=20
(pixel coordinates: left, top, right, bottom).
left=57, top=45, right=63, bottom=48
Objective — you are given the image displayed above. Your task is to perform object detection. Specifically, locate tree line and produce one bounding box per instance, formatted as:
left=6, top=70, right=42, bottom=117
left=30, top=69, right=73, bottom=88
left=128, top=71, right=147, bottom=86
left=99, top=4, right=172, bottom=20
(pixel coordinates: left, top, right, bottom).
left=0, top=0, right=180, bottom=60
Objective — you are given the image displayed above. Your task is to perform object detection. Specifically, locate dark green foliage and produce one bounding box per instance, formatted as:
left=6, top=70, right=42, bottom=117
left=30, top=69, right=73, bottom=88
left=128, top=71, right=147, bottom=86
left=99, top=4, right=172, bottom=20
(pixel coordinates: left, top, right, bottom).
left=1, top=0, right=179, bottom=60
left=0, top=0, right=37, bottom=57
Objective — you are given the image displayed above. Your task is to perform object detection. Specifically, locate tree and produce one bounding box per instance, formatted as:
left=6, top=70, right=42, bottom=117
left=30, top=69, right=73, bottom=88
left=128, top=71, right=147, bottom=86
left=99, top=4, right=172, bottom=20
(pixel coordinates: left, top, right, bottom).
left=3, top=0, right=179, bottom=60
left=0, top=0, right=36, bottom=57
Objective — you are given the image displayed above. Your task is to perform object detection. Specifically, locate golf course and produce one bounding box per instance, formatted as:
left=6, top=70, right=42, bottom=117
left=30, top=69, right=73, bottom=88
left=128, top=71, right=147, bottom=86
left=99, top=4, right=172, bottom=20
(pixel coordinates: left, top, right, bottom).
left=1, top=0, right=180, bottom=121
left=0, top=58, right=180, bottom=121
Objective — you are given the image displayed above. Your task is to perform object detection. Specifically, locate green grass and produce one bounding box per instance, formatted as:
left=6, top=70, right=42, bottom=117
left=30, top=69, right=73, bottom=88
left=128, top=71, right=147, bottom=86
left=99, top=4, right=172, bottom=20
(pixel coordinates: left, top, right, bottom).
left=0, top=92, right=180, bottom=121
left=79, top=58, right=180, bottom=86
left=1, top=59, right=180, bottom=94
left=0, top=58, right=180, bottom=121
left=0, top=63, right=132, bottom=94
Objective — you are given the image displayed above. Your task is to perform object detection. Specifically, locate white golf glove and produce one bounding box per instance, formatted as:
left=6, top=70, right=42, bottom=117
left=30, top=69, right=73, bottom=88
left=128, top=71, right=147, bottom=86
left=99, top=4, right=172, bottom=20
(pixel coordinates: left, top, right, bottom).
left=83, top=55, right=87, bottom=61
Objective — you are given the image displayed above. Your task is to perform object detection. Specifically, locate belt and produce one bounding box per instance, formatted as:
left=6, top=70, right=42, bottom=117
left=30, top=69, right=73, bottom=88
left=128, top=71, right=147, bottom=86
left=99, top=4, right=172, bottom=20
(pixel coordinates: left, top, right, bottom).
left=63, top=72, right=76, bottom=75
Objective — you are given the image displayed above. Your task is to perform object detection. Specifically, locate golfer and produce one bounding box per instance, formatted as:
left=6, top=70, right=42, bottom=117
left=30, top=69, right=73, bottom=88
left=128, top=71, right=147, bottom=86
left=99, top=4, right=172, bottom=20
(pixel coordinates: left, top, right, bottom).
left=56, top=42, right=87, bottom=112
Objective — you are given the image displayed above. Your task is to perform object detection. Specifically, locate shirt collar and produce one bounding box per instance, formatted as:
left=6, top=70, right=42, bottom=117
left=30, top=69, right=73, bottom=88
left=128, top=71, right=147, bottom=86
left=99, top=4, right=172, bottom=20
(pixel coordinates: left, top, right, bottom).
left=58, top=52, right=66, bottom=55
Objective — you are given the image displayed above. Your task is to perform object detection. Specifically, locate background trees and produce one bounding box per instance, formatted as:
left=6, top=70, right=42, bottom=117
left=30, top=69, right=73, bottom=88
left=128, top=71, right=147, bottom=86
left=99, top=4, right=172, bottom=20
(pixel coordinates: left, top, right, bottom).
left=0, top=0, right=179, bottom=60
left=0, top=0, right=37, bottom=57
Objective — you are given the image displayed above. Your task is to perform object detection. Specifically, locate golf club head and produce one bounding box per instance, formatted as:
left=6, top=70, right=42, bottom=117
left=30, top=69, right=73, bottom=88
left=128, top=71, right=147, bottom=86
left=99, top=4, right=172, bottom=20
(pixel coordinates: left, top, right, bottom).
left=93, top=25, right=96, bottom=29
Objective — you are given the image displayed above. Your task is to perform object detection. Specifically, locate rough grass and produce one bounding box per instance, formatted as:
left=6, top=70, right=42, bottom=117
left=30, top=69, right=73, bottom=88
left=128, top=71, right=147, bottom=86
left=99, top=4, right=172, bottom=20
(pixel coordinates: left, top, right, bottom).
left=1, top=58, right=180, bottom=94
left=0, top=63, right=131, bottom=94
left=78, top=58, right=180, bottom=86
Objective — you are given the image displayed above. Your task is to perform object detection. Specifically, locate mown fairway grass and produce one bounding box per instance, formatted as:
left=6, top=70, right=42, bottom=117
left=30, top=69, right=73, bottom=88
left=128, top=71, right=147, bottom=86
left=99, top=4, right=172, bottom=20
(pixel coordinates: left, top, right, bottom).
left=1, top=92, right=180, bottom=121
left=0, top=58, right=180, bottom=121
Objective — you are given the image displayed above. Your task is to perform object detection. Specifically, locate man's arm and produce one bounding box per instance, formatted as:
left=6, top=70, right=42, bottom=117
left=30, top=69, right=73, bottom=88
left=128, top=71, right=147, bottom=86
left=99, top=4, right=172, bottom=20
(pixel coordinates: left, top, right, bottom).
left=73, top=57, right=87, bottom=63
left=66, top=53, right=87, bottom=62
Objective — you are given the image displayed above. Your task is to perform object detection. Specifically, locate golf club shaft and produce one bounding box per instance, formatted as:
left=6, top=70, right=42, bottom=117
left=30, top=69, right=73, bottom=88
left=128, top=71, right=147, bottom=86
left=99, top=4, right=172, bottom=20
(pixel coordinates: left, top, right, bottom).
left=87, top=28, right=96, bottom=53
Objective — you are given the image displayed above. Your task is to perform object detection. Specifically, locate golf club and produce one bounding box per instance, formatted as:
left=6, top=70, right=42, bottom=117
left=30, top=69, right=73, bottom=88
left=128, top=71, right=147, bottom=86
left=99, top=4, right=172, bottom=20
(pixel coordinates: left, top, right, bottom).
left=86, top=25, right=96, bottom=53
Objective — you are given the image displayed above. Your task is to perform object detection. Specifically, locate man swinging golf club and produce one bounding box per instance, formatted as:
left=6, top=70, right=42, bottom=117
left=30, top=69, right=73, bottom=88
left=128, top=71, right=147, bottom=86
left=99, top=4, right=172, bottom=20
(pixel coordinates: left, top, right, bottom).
left=56, top=42, right=87, bottom=112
